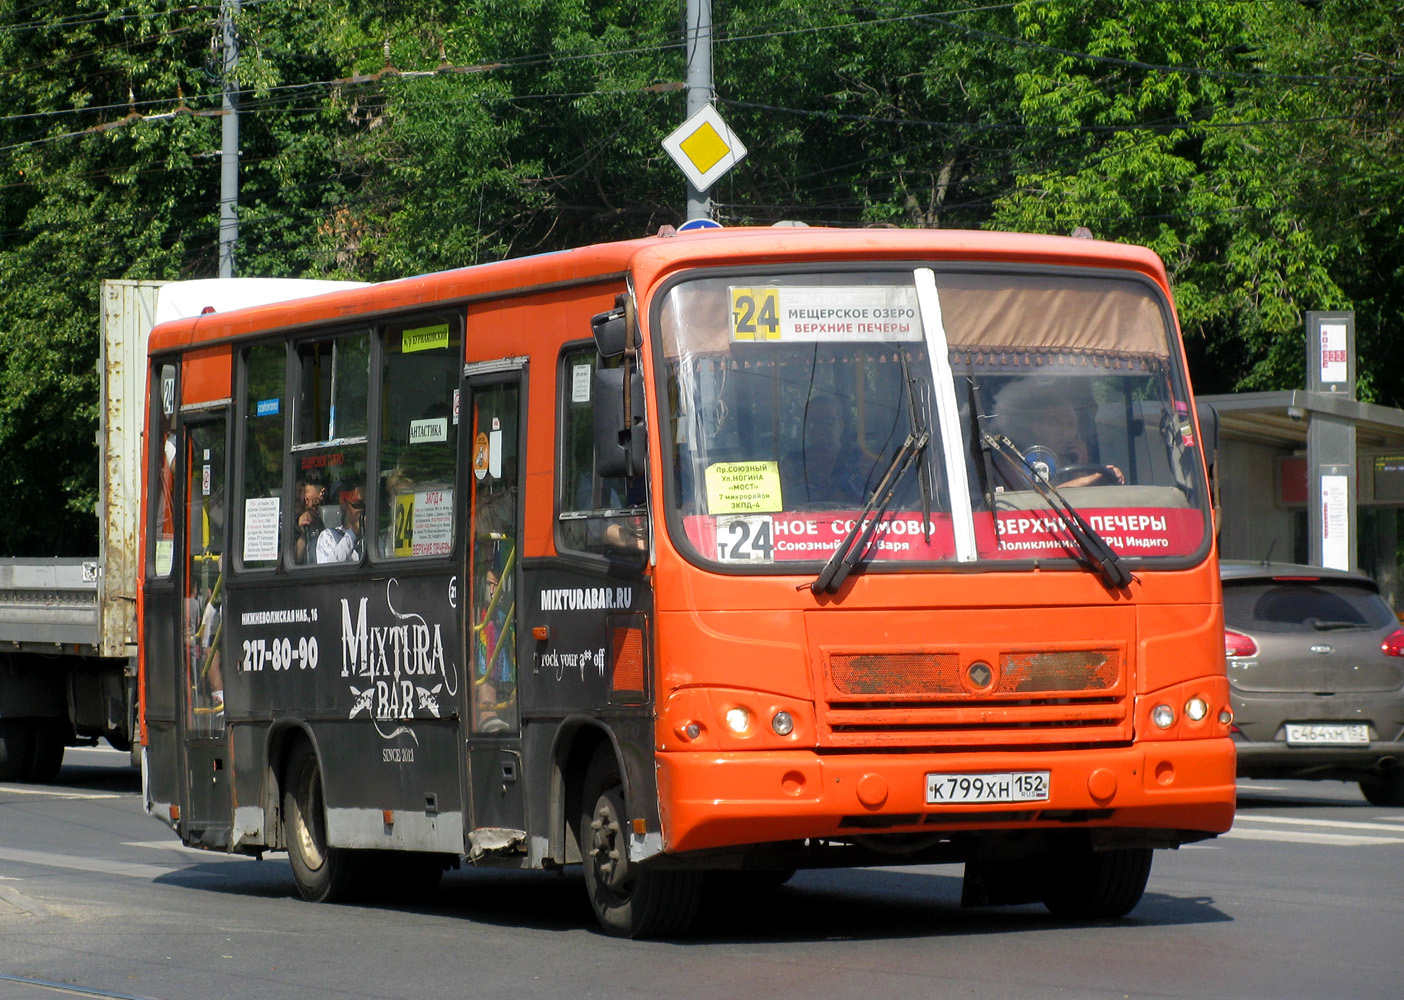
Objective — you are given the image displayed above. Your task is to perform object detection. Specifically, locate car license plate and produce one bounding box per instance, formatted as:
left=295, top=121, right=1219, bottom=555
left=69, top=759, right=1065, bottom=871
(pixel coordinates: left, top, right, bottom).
left=1284, top=723, right=1370, bottom=746
left=925, top=771, right=1050, bottom=805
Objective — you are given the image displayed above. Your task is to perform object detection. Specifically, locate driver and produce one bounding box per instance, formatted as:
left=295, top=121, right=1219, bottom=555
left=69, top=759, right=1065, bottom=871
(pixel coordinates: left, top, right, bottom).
left=992, top=379, right=1123, bottom=488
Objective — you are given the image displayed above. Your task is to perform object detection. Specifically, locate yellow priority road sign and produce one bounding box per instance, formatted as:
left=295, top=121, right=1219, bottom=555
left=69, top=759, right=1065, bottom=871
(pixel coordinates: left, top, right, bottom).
left=662, top=104, right=748, bottom=192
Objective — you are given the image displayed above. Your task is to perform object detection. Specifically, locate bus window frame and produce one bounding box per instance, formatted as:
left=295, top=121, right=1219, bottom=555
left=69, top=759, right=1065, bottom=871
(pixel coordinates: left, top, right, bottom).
left=229, top=314, right=469, bottom=576
left=648, top=259, right=1214, bottom=579
left=232, top=338, right=289, bottom=576
left=553, top=338, right=649, bottom=569
left=147, top=357, right=182, bottom=582
left=373, top=312, right=466, bottom=566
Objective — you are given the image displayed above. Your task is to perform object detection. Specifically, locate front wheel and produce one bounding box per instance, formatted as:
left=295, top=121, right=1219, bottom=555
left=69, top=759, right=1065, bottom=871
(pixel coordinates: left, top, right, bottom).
left=0, top=721, right=34, bottom=781
left=284, top=744, right=361, bottom=903
left=579, top=746, right=702, bottom=938
left=1037, top=846, right=1153, bottom=919
left=1360, top=772, right=1404, bottom=807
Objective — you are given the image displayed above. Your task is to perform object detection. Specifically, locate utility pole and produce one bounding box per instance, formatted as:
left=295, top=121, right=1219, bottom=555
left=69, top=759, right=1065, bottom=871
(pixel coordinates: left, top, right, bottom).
left=219, top=0, right=240, bottom=279
left=684, top=0, right=713, bottom=222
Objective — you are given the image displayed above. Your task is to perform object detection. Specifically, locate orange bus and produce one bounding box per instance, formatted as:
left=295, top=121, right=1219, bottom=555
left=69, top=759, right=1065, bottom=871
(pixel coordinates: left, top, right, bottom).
left=139, top=227, right=1236, bottom=937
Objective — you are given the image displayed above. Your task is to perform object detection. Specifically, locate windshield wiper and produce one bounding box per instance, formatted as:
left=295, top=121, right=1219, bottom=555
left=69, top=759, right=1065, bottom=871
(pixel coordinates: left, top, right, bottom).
left=1309, top=618, right=1360, bottom=631
left=811, top=424, right=929, bottom=595
left=982, top=433, right=1132, bottom=591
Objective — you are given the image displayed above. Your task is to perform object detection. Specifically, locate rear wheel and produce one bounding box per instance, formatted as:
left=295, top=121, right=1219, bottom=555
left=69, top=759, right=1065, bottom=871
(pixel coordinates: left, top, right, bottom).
left=0, top=721, right=34, bottom=781
left=284, top=744, right=360, bottom=902
left=1037, top=846, right=1153, bottom=919
left=579, top=746, right=702, bottom=938
left=1359, top=772, right=1404, bottom=807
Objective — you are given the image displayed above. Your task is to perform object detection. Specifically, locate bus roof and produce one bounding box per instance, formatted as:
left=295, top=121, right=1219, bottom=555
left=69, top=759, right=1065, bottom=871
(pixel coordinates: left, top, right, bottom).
left=146, top=227, right=1171, bottom=354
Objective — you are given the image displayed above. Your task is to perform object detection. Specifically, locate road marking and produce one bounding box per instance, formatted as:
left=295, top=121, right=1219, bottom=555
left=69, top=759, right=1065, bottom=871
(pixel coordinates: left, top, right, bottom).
left=1222, top=827, right=1404, bottom=847
left=0, top=847, right=184, bottom=880
left=1236, top=814, right=1404, bottom=833
left=124, top=840, right=248, bottom=859
left=0, top=786, right=119, bottom=800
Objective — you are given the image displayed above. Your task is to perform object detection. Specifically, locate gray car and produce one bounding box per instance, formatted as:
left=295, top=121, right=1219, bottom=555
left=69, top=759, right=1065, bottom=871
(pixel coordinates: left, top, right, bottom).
left=1222, top=560, right=1404, bottom=806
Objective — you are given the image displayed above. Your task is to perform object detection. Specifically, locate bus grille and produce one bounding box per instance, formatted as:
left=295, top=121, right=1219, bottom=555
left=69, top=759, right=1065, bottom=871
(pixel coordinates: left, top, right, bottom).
left=820, top=648, right=1130, bottom=747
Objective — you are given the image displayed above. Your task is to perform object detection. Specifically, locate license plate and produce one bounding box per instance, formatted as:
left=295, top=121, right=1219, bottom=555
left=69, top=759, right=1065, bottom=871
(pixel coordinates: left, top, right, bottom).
left=1284, top=723, right=1370, bottom=746
left=925, top=771, right=1050, bottom=805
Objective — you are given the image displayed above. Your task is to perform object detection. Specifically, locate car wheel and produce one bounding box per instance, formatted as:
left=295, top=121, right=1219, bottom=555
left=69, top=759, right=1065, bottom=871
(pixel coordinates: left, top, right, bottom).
left=1359, top=772, right=1404, bottom=808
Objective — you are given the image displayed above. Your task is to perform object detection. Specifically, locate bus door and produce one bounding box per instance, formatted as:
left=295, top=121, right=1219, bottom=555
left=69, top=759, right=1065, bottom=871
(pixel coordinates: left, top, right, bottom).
left=176, top=413, right=232, bottom=841
left=463, top=363, right=526, bottom=840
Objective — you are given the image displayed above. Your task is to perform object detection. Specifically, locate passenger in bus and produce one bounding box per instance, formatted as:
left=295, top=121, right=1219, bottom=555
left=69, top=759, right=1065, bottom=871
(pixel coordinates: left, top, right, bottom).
left=292, top=477, right=326, bottom=565
left=991, top=380, right=1124, bottom=488
left=779, top=394, right=866, bottom=508
left=315, top=481, right=365, bottom=563
left=474, top=566, right=515, bottom=732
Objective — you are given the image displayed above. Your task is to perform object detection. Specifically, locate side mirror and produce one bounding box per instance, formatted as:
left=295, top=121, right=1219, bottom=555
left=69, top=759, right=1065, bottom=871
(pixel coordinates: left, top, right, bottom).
left=593, top=366, right=645, bottom=479
left=592, top=300, right=638, bottom=359
left=1196, top=402, right=1219, bottom=468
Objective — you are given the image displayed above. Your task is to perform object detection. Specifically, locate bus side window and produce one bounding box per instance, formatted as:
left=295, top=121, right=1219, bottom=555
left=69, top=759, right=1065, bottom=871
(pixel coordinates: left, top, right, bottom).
left=557, top=345, right=646, bottom=556
left=151, top=363, right=178, bottom=578
left=376, top=317, right=462, bottom=560
left=290, top=333, right=369, bottom=568
left=238, top=345, right=285, bottom=570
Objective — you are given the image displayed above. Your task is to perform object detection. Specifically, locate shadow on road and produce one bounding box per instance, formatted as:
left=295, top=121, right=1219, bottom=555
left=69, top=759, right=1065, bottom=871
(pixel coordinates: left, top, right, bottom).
left=151, top=858, right=1231, bottom=944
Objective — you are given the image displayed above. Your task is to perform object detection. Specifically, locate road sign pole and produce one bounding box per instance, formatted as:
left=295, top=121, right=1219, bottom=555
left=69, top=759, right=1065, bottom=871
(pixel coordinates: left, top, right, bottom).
left=685, top=0, right=713, bottom=221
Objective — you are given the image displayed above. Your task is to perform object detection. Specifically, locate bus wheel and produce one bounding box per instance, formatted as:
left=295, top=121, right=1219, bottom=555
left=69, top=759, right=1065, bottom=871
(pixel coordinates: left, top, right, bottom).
left=284, top=745, right=360, bottom=903
left=579, top=747, right=702, bottom=938
left=1037, top=845, right=1153, bottom=919
left=0, top=721, right=34, bottom=781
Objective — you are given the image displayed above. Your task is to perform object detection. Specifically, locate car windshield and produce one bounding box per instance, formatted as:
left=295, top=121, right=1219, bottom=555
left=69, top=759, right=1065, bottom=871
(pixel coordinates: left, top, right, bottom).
left=657, top=267, right=1209, bottom=570
left=1222, top=580, right=1398, bottom=633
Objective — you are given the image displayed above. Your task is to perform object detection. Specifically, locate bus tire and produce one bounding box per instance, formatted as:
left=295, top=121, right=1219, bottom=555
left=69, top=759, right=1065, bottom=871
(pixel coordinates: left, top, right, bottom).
left=579, top=746, right=702, bottom=938
left=0, top=721, right=34, bottom=781
left=27, top=721, right=66, bottom=783
left=284, top=745, right=360, bottom=903
left=1037, top=846, right=1152, bottom=919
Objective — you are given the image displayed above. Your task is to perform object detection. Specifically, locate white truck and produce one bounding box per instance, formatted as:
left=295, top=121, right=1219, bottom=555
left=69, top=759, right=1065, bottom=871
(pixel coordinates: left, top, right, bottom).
left=0, top=278, right=362, bottom=781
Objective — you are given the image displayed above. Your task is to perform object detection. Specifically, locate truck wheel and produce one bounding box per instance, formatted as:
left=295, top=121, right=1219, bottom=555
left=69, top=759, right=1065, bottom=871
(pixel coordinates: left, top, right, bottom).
left=1359, top=772, right=1404, bottom=807
left=1037, top=846, right=1152, bottom=919
left=284, top=745, right=360, bottom=903
left=0, top=721, right=34, bottom=781
left=26, top=721, right=65, bottom=783
left=579, top=746, right=702, bottom=938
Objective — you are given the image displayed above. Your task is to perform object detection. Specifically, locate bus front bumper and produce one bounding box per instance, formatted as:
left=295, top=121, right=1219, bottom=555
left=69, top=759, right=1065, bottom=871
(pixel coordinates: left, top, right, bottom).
left=655, top=739, right=1237, bottom=855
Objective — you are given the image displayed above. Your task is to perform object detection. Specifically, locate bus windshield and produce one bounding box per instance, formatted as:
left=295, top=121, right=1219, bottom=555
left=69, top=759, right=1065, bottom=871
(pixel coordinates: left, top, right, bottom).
left=658, top=267, right=1208, bottom=570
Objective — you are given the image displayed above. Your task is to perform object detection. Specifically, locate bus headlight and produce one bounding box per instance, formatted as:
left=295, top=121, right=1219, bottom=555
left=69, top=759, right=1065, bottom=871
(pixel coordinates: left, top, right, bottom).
left=771, top=711, right=794, bottom=736
left=1152, top=704, right=1176, bottom=729
left=1184, top=697, right=1209, bottom=722
left=725, top=707, right=751, bottom=734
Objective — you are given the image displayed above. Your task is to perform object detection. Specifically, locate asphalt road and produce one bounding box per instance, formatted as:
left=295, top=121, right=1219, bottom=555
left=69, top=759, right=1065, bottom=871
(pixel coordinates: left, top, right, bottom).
left=2, top=746, right=1401, bottom=1000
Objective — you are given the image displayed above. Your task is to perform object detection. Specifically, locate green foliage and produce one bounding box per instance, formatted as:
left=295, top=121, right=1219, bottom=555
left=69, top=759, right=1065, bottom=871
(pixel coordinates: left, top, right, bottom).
left=2, top=0, right=1404, bottom=554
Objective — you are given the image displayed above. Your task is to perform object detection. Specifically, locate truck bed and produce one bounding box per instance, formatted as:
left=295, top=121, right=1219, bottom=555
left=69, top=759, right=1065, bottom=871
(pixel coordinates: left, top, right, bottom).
left=0, top=557, right=102, bottom=653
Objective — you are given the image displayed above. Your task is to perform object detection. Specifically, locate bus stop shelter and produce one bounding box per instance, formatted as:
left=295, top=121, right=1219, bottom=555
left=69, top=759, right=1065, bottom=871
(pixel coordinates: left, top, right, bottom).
left=1201, top=388, right=1404, bottom=608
